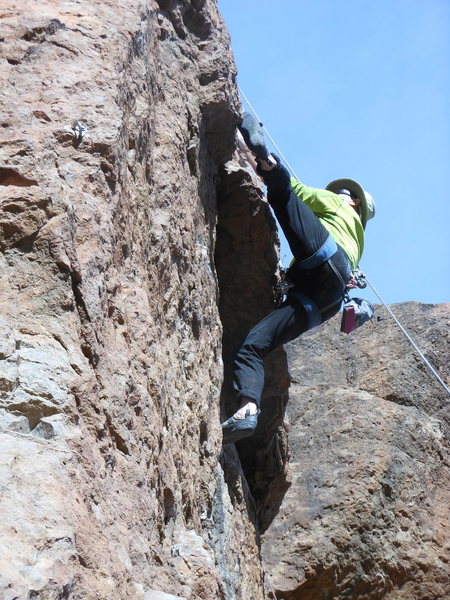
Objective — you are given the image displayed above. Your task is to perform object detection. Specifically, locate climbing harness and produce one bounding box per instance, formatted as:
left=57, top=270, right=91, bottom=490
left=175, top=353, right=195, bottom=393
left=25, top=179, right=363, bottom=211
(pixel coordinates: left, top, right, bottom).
left=238, top=86, right=450, bottom=398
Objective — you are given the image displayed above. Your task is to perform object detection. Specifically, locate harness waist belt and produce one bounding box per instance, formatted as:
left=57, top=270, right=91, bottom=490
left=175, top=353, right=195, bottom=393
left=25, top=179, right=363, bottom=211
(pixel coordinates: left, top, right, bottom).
left=296, top=235, right=338, bottom=270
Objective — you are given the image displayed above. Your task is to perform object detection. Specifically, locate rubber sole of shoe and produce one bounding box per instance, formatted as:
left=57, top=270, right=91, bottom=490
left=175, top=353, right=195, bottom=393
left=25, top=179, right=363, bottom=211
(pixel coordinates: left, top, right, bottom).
left=221, top=413, right=258, bottom=444
left=238, top=112, right=270, bottom=160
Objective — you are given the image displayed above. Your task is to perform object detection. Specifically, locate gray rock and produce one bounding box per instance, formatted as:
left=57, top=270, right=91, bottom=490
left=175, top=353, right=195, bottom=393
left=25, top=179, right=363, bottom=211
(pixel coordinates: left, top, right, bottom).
left=261, top=303, right=450, bottom=599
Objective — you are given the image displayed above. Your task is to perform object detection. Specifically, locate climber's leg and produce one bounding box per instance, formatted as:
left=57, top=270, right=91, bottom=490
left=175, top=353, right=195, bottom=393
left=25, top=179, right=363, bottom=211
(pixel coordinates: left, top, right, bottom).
left=261, top=166, right=332, bottom=263
left=232, top=295, right=312, bottom=407
left=239, top=114, right=331, bottom=261
left=221, top=296, right=312, bottom=444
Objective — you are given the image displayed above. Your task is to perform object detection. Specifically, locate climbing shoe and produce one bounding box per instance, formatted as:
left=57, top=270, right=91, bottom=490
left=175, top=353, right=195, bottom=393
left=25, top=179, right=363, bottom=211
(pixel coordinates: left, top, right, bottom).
left=238, top=112, right=274, bottom=163
left=221, top=408, right=259, bottom=444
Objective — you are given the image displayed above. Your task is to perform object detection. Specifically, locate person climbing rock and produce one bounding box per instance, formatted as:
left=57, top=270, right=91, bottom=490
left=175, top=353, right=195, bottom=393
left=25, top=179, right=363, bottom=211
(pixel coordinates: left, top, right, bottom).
left=221, top=112, right=376, bottom=444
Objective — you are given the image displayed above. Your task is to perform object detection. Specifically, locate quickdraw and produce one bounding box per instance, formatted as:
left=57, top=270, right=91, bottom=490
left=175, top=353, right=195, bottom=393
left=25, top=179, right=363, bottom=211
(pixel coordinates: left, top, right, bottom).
left=346, top=268, right=367, bottom=291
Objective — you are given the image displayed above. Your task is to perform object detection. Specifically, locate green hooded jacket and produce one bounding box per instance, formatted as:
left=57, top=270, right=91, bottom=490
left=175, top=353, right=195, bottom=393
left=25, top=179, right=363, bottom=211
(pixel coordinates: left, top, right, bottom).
left=291, top=178, right=364, bottom=269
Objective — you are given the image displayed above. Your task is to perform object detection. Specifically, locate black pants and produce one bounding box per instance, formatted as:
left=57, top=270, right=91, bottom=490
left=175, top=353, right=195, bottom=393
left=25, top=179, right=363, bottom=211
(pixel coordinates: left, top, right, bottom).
left=232, top=165, right=351, bottom=406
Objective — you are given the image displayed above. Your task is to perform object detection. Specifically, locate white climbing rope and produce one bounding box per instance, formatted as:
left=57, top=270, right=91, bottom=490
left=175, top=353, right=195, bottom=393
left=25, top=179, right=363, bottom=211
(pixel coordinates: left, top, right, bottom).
left=238, top=86, right=450, bottom=398
left=366, top=277, right=450, bottom=396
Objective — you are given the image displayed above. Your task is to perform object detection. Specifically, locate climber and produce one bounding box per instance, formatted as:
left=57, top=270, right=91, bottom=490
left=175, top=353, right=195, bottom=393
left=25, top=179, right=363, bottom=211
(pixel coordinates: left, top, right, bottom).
left=221, top=113, right=376, bottom=444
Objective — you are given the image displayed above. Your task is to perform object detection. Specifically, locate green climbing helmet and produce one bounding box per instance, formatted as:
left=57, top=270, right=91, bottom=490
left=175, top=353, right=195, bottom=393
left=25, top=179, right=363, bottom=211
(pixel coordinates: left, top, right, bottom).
left=326, top=178, right=376, bottom=229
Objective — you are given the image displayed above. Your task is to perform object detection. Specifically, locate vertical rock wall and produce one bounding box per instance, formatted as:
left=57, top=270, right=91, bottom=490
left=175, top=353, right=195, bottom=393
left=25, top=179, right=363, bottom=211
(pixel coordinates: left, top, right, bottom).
left=0, top=1, right=281, bottom=598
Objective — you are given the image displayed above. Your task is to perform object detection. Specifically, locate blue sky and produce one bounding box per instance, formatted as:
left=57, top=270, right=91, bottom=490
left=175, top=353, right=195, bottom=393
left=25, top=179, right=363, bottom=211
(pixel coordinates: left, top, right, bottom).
left=218, top=0, right=450, bottom=305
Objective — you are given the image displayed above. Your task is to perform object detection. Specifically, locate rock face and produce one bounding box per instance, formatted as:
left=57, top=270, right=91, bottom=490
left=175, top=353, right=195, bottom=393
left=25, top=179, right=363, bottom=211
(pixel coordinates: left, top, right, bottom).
left=0, top=1, right=275, bottom=599
left=1, top=2, right=449, bottom=600
left=261, top=302, right=450, bottom=599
